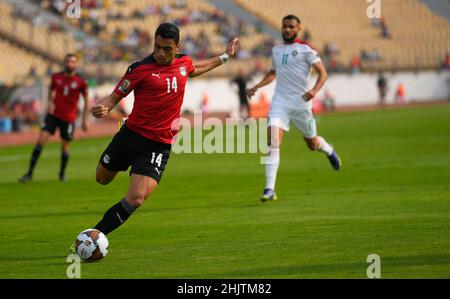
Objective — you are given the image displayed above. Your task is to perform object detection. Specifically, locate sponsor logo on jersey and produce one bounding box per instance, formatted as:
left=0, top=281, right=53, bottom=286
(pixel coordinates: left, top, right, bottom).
left=103, top=154, right=110, bottom=164
left=179, top=66, right=187, bottom=77
left=119, top=79, right=130, bottom=93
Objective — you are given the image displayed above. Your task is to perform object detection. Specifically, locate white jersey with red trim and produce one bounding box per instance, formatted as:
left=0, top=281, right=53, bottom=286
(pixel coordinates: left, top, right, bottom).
left=271, top=39, right=321, bottom=109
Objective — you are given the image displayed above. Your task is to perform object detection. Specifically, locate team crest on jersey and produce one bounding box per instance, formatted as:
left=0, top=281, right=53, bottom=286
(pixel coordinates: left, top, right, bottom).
left=119, top=79, right=130, bottom=93
left=292, top=50, right=298, bottom=57
left=179, top=66, right=187, bottom=77
left=71, top=81, right=78, bottom=89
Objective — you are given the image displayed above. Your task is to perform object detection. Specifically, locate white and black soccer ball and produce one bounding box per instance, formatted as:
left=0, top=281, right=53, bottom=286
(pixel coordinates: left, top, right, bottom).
left=75, top=229, right=109, bottom=261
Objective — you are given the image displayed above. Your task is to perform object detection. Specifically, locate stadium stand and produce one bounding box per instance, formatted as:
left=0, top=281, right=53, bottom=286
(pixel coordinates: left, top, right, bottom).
left=0, top=1, right=76, bottom=61
left=0, top=38, right=51, bottom=83
left=1, top=0, right=449, bottom=82
left=235, top=0, right=450, bottom=71
left=0, top=0, right=272, bottom=80
left=0, top=0, right=449, bottom=134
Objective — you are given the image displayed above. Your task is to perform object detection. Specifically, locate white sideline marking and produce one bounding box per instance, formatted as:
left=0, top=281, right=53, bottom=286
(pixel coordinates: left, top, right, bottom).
left=0, top=146, right=101, bottom=163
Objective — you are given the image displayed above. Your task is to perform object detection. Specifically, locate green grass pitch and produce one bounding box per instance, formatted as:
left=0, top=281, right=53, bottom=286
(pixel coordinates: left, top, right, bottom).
left=0, top=105, right=449, bottom=278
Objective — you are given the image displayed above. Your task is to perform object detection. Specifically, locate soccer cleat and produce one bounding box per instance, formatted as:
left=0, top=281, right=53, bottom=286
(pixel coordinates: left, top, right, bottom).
left=59, top=173, right=67, bottom=182
left=18, top=173, right=32, bottom=183
left=260, top=188, right=278, bottom=202
left=327, top=150, right=342, bottom=171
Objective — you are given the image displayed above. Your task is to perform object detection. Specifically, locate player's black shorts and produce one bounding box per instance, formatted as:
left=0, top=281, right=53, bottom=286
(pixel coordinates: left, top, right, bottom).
left=42, top=114, right=75, bottom=141
left=99, top=124, right=171, bottom=183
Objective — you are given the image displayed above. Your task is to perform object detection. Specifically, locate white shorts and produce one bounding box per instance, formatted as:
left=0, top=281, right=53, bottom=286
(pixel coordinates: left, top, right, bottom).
left=268, top=105, right=317, bottom=138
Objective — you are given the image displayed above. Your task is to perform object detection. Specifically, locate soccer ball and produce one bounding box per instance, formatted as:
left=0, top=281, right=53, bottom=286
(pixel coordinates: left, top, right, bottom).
left=74, top=229, right=109, bottom=261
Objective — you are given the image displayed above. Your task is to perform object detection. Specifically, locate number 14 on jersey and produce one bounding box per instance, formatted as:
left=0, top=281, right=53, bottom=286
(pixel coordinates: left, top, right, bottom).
left=166, top=77, right=178, bottom=93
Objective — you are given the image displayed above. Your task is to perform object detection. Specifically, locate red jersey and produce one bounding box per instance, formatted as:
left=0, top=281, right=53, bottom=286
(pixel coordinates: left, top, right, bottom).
left=50, top=72, right=88, bottom=123
left=113, top=54, right=196, bottom=144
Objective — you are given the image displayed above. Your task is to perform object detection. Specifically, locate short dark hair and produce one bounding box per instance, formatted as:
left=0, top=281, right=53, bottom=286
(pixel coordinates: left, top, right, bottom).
left=155, top=23, right=180, bottom=44
left=64, top=53, right=77, bottom=60
left=282, top=15, right=301, bottom=24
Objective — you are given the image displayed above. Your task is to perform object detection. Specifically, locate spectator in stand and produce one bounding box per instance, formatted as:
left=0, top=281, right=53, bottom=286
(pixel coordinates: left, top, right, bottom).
left=441, top=53, right=450, bottom=70
left=28, top=65, right=38, bottom=78
left=302, top=29, right=312, bottom=43
left=144, top=4, right=158, bottom=16
left=326, top=58, right=339, bottom=73
left=369, top=48, right=381, bottom=60
left=46, top=64, right=53, bottom=77
left=324, top=42, right=340, bottom=58
left=175, top=0, right=187, bottom=9
left=361, top=48, right=381, bottom=61
left=350, top=54, right=361, bottom=74
left=379, top=17, right=391, bottom=38
left=360, top=48, right=368, bottom=60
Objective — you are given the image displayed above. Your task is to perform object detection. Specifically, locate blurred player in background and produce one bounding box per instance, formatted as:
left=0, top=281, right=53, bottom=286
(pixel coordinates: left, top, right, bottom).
left=247, top=15, right=341, bottom=202
left=81, top=23, right=238, bottom=238
left=377, top=72, right=388, bottom=106
left=19, top=54, right=89, bottom=182
left=231, top=68, right=251, bottom=119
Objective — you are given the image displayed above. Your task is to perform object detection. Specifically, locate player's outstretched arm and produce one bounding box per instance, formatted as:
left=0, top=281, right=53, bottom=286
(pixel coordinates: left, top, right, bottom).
left=246, top=69, right=276, bottom=99
left=47, top=85, right=56, bottom=114
left=81, top=89, right=89, bottom=131
left=189, top=37, right=238, bottom=78
left=302, top=61, right=328, bottom=101
left=91, top=91, right=123, bottom=119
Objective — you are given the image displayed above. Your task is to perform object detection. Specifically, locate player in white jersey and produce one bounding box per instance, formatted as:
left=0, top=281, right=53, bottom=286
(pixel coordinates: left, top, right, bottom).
left=247, top=15, right=341, bottom=202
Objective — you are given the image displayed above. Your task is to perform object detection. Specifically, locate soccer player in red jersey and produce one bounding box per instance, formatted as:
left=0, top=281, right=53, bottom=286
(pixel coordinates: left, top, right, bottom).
left=19, top=54, right=89, bottom=182
left=88, top=23, right=238, bottom=235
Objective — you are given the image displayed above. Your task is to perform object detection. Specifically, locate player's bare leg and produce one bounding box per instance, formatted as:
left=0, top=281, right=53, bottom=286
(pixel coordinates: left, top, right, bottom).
left=124, top=174, right=158, bottom=209
left=59, top=139, right=71, bottom=181
left=268, top=126, right=284, bottom=147
left=94, top=174, right=158, bottom=235
left=261, top=126, right=284, bottom=202
left=95, top=163, right=118, bottom=185
left=304, top=136, right=341, bottom=170
left=18, top=130, right=52, bottom=183
left=37, top=129, right=52, bottom=145
left=304, top=136, right=321, bottom=151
